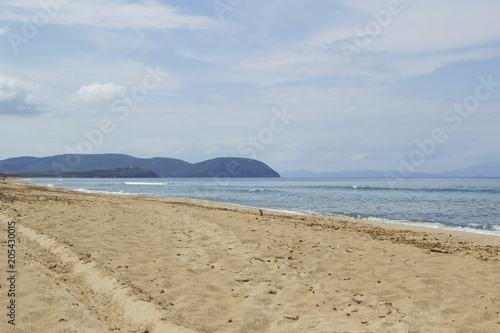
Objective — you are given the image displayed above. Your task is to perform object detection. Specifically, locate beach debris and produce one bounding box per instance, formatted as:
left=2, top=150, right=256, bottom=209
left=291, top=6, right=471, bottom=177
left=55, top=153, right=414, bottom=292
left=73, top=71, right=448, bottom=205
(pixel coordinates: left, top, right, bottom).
left=235, top=278, right=251, bottom=283
left=478, top=253, right=489, bottom=261
left=429, top=249, right=451, bottom=254
left=259, top=209, right=264, bottom=216
left=378, top=302, right=392, bottom=306
left=283, top=314, right=299, bottom=320
left=250, top=257, right=266, bottom=263
left=267, top=290, right=277, bottom=294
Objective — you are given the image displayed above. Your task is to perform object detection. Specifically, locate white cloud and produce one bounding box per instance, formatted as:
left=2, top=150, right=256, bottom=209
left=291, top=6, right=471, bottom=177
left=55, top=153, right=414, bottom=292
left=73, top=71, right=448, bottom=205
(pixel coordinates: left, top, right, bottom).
left=75, top=83, right=126, bottom=103
left=236, top=50, right=348, bottom=86
left=233, top=1, right=500, bottom=85
left=0, top=0, right=218, bottom=30
left=0, top=26, right=9, bottom=35
left=303, top=27, right=354, bottom=51
left=389, top=48, right=500, bottom=77
left=369, top=1, right=500, bottom=54
left=312, top=1, right=500, bottom=56
left=0, top=75, right=43, bottom=115
left=294, top=0, right=500, bottom=79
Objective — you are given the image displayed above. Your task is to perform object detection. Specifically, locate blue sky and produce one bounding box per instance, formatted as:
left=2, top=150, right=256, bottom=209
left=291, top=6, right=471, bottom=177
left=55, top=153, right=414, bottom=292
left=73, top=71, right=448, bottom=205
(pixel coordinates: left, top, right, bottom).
left=1, top=0, right=499, bottom=173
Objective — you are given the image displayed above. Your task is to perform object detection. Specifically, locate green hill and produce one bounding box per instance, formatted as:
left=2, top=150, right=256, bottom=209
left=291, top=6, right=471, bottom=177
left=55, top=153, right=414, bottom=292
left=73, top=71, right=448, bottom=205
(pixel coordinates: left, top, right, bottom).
left=19, top=167, right=159, bottom=178
left=0, top=154, right=280, bottom=178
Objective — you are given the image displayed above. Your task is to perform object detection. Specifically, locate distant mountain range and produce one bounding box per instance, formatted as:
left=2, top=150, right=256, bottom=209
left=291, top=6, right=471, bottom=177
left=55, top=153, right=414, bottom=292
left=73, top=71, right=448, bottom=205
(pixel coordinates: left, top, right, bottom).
left=280, top=161, right=500, bottom=178
left=0, top=154, right=280, bottom=178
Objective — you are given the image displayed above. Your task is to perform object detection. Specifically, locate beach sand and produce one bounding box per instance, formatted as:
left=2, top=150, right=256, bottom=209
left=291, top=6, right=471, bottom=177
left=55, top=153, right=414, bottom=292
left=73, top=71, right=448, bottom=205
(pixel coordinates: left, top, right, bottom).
left=1, top=181, right=500, bottom=332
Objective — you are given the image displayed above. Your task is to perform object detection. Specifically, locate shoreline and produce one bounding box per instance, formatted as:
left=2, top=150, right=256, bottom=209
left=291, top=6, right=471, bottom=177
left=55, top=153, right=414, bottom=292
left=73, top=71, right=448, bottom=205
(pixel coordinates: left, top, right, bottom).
left=230, top=202, right=500, bottom=239
left=13, top=178, right=500, bottom=243
left=2, top=180, right=500, bottom=332
left=20, top=178, right=500, bottom=238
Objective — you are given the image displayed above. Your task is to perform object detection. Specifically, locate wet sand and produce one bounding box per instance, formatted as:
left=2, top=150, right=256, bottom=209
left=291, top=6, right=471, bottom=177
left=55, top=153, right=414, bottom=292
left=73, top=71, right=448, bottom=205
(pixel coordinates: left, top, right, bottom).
left=1, top=180, right=500, bottom=332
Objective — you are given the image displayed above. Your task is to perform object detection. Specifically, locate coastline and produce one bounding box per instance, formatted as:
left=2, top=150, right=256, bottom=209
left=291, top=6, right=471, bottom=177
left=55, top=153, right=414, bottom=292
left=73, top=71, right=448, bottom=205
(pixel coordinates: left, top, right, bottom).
left=21, top=177, right=500, bottom=238
left=1, top=180, right=500, bottom=332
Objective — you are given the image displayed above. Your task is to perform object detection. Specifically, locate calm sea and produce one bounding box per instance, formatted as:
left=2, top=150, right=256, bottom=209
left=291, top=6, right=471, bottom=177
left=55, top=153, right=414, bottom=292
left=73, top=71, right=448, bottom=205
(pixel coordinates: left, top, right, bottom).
left=22, top=177, right=500, bottom=236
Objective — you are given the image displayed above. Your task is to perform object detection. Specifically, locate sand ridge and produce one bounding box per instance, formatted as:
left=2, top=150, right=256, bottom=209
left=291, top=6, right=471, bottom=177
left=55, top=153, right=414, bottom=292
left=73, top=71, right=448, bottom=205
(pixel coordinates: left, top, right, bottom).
left=1, top=181, right=500, bottom=332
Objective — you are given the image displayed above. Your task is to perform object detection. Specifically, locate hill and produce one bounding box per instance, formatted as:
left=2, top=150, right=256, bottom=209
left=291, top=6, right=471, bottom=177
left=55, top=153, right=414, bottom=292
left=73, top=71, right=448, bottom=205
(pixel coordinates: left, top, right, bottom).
left=436, top=161, right=500, bottom=178
left=280, top=169, right=428, bottom=178
left=19, top=167, right=159, bottom=178
left=0, top=154, right=280, bottom=178
left=280, top=161, right=500, bottom=178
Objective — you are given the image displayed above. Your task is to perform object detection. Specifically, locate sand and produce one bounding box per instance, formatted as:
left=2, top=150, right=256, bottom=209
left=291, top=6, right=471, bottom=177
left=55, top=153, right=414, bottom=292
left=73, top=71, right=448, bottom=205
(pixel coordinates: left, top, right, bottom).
left=1, top=180, right=500, bottom=333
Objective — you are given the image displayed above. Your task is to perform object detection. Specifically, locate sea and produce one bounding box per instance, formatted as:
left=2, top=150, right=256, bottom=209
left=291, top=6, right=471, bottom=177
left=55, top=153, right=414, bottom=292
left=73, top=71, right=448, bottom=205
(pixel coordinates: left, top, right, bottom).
left=20, top=177, right=500, bottom=237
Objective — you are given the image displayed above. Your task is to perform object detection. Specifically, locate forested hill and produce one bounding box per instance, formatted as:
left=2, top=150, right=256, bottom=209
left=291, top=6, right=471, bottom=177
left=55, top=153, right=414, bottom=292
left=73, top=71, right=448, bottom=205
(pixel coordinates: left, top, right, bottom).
left=0, top=154, right=280, bottom=178
left=19, top=167, right=160, bottom=178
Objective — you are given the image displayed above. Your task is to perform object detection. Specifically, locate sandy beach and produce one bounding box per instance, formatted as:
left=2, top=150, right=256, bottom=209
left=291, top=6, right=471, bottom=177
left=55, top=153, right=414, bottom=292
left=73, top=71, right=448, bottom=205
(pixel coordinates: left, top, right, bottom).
left=1, top=180, right=500, bottom=333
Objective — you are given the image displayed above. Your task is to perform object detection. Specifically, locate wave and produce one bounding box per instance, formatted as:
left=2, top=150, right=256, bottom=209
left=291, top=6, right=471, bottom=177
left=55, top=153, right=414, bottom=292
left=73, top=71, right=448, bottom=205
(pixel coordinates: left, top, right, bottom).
left=226, top=203, right=306, bottom=215
left=301, top=209, right=500, bottom=237
left=361, top=216, right=500, bottom=237
left=75, top=188, right=133, bottom=196
left=124, top=182, right=171, bottom=186
left=231, top=188, right=273, bottom=194
left=305, top=184, right=500, bottom=194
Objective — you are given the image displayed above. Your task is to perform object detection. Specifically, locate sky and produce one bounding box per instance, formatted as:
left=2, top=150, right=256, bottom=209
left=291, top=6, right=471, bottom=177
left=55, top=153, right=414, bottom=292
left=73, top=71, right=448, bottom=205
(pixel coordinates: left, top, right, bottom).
left=1, top=0, right=499, bottom=173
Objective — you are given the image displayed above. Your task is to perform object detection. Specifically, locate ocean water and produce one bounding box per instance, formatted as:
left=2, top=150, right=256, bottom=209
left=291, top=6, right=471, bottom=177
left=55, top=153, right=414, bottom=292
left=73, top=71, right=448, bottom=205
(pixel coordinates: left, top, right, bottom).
left=22, top=177, right=500, bottom=236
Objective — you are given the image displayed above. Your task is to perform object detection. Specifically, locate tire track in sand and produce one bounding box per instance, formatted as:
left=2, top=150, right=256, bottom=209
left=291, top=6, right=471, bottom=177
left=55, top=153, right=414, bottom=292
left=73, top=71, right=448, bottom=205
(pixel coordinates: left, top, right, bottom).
left=16, top=223, right=197, bottom=333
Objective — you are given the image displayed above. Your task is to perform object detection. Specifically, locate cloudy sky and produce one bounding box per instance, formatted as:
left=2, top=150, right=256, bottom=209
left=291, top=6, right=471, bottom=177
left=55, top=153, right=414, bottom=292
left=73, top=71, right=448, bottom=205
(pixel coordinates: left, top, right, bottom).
left=1, top=0, right=499, bottom=173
